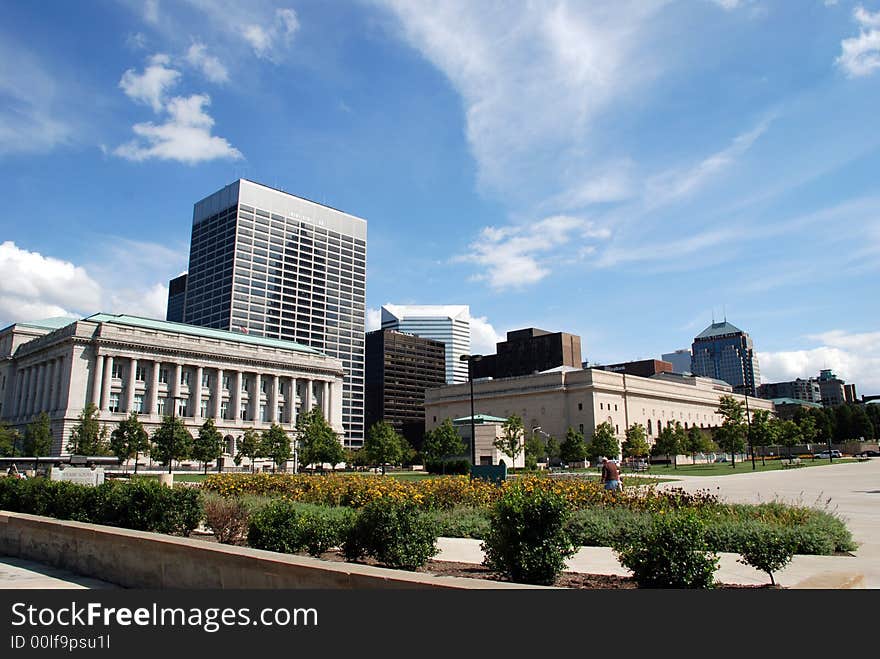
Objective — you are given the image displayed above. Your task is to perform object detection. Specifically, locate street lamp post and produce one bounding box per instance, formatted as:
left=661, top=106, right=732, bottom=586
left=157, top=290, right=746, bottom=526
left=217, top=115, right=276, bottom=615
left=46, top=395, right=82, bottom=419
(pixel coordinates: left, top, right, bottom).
left=745, top=393, right=755, bottom=470
left=459, top=354, right=482, bottom=468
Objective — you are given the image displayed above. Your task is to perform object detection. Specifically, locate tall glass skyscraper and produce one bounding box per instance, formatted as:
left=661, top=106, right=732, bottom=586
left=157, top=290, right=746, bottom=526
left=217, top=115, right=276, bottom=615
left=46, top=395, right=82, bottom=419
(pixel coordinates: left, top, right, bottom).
left=182, top=179, right=367, bottom=446
left=690, top=321, right=760, bottom=396
left=380, top=305, right=470, bottom=384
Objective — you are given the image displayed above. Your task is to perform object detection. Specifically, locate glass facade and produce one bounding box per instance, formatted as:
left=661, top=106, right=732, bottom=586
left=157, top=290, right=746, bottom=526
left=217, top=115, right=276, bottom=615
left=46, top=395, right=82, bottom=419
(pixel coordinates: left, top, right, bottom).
left=182, top=180, right=367, bottom=446
left=690, top=322, right=761, bottom=396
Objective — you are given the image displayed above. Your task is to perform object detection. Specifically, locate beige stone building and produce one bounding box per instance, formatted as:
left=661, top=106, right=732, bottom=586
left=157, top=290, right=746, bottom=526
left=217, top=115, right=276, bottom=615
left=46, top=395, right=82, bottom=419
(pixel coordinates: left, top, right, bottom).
left=0, top=314, right=344, bottom=459
left=425, top=367, right=774, bottom=449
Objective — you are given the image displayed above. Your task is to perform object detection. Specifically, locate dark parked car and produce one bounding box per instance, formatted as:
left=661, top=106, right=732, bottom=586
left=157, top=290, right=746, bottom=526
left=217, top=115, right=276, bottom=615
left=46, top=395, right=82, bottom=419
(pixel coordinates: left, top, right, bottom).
left=857, top=450, right=880, bottom=457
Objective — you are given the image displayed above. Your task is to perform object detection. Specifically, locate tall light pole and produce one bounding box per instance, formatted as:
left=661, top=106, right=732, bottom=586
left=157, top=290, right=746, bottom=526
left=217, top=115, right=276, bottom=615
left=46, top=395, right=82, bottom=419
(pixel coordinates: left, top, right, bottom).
left=745, top=392, right=755, bottom=470
left=460, top=354, right=482, bottom=468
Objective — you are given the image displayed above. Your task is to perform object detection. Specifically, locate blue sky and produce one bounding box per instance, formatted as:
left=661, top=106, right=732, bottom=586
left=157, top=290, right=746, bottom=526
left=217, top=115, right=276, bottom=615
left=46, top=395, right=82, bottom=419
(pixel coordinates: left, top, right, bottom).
left=1, top=0, right=879, bottom=394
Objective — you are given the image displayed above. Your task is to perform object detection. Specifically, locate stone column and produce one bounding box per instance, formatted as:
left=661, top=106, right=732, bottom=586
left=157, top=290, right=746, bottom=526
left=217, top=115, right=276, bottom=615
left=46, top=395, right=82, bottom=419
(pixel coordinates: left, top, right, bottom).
left=194, top=366, right=204, bottom=420
left=254, top=373, right=262, bottom=423
left=289, top=377, right=297, bottom=424
left=325, top=380, right=332, bottom=423
left=50, top=358, right=60, bottom=412
left=39, top=361, right=52, bottom=414
left=31, top=364, right=43, bottom=416
left=172, top=363, right=182, bottom=411
left=56, top=356, right=71, bottom=413
left=233, top=371, right=243, bottom=421
left=13, top=368, right=25, bottom=418
left=270, top=374, right=279, bottom=423
left=100, top=355, right=113, bottom=412
left=149, top=360, right=161, bottom=417
left=214, top=367, right=224, bottom=419
left=304, top=378, right=313, bottom=412
left=126, top=357, right=138, bottom=413
left=92, top=354, right=105, bottom=408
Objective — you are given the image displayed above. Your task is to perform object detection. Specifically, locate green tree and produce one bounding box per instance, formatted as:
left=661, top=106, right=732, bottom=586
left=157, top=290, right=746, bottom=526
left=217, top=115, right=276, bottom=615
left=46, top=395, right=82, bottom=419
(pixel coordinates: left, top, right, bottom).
left=545, top=435, right=560, bottom=464
left=110, top=412, right=150, bottom=473
left=683, top=426, right=709, bottom=465
left=24, top=412, right=54, bottom=471
left=364, top=421, right=405, bottom=474
left=235, top=428, right=263, bottom=472
left=749, top=409, right=776, bottom=466
left=560, top=427, right=588, bottom=465
left=652, top=423, right=681, bottom=469
left=297, top=408, right=344, bottom=472
left=0, top=422, right=21, bottom=457
left=422, top=418, right=467, bottom=473
left=524, top=431, right=546, bottom=471
left=622, top=423, right=650, bottom=461
left=261, top=423, right=293, bottom=473
left=850, top=405, right=874, bottom=440
left=586, top=422, right=619, bottom=464
left=151, top=415, right=193, bottom=472
left=192, top=418, right=224, bottom=474
left=798, top=415, right=819, bottom=448
left=775, top=419, right=802, bottom=461
left=67, top=403, right=110, bottom=456
left=715, top=395, right=748, bottom=468
left=494, top=414, right=524, bottom=471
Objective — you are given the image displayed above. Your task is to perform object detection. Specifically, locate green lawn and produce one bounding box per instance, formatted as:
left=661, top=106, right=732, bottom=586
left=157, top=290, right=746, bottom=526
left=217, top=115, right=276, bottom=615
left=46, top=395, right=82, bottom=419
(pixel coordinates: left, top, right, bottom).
left=646, top=458, right=860, bottom=477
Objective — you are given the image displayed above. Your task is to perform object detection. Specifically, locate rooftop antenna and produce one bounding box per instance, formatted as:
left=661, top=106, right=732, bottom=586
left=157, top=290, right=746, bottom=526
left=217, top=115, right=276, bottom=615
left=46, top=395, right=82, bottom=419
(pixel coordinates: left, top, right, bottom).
left=723, top=305, right=727, bottom=322
left=712, top=309, right=715, bottom=324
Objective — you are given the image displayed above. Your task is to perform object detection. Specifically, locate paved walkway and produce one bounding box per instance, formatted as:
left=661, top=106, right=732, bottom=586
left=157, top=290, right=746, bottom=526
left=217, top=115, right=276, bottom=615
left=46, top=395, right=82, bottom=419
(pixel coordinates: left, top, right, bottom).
left=0, top=556, right=117, bottom=589
left=437, top=458, right=880, bottom=588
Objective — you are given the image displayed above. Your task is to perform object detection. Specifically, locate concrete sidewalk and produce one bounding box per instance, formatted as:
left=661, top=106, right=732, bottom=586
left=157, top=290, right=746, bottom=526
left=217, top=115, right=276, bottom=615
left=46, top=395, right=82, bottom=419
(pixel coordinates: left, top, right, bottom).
left=438, top=458, right=880, bottom=589
left=0, top=556, right=118, bottom=589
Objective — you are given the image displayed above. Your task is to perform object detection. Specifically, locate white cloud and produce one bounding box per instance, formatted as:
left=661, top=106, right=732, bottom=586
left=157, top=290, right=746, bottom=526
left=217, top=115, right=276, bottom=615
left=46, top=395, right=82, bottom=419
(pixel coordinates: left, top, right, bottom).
left=457, top=215, right=611, bottom=289
left=365, top=307, right=382, bottom=331
left=836, top=6, right=880, bottom=77
left=185, top=42, right=229, bottom=83
left=244, top=7, right=300, bottom=60
left=711, top=0, right=742, bottom=9
left=0, top=242, right=101, bottom=325
left=377, top=1, right=668, bottom=204
left=118, top=53, right=181, bottom=112
left=115, top=93, right=243, bottom=164
left=0, top=41, right=71, bottom=156
left=467, top=313, right=503, bottom=355
left=144, top=0, right=160, bottom=24
left=759, top=330, right=880, bottom=394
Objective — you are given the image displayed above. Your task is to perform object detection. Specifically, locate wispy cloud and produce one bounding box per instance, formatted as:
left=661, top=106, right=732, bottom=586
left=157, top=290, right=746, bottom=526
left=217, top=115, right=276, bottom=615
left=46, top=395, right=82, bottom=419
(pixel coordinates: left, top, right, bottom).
left=456, top=215, right=611, bottom=289
left=185, top=42, right=229, bottom=83
left=119, top=53, right=181, bottom=112
left=0, top=41, right=71, bottom=156
left=836, top=5, right=880, bottom=77
left=244, top=8, right=300, bottom=61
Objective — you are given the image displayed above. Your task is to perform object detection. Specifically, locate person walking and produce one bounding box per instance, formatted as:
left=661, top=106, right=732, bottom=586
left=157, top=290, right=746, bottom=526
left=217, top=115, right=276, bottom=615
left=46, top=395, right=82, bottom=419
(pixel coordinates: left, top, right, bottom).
left=600, top=457, right=622, bottom=492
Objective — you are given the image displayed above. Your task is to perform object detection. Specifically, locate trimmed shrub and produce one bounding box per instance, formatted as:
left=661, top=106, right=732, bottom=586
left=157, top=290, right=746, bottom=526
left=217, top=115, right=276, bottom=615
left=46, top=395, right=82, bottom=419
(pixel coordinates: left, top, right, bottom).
left=613, top=511, right=719, bottom=588
left=247, top=501, right=354, bottom=557
left=481, top=484, right=576, bottom=585
left=737, top=528, right=797, bottom=586
left=565, top=507, right=651, bottom=547
left=342, top=498, right=438, bottom=570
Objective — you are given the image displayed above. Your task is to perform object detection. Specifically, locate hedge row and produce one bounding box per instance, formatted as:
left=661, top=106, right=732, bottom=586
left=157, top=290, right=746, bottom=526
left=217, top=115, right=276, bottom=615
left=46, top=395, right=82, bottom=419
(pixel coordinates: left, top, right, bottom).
left=0, top=477, right=202, bottom=536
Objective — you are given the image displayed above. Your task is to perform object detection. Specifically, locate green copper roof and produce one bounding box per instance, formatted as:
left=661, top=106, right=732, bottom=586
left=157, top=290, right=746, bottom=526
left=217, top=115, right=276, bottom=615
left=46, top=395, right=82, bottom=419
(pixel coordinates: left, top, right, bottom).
left=15, top=316, right=79, bottom=331
left=769, top=397, right=823, bottom=408
left=453, top=414, right=509, bottom=424
left=84, top=313, right=324, bottom=355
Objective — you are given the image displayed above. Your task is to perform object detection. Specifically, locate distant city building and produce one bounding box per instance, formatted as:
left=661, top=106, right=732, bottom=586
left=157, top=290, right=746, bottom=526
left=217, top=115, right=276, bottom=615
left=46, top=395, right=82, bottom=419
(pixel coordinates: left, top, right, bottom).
left=598, top=359, right=672, bottom=379
left=453, top=414, right=525, bottom=468
left=690, top=321, right=761, bottom=397
left=758, top=378, right=821, bottom=404
left=769, top=398, right=824, bottom=421
left=165, top=274, right=187, bottom=323
left=380, top=305, right=470, bottom=384
left=661, top=349, right=692, bottom=374
left=364, top=329, right=446, bottom=448
left=425, top=367, right=773, bottom=449
left=817, top=369, right=856, bottom=407
left=471, top=328, right=582, bottom=379
left=0, top=314, right=344, bottom=460
left=179, top=179, right=367, bottom=447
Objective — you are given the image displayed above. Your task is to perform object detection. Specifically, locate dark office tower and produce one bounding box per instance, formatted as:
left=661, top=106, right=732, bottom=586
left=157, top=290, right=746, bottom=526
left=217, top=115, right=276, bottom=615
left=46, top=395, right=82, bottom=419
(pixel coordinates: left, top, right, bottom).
left=165, top=274, right=188, bottom=323
left=690, top=321, right=761, bottom=397
left=182, top=179, right=367, bottom=446
left=472, top=328, right=582, bottom=379
left=365, top=329, right=446, bottom=449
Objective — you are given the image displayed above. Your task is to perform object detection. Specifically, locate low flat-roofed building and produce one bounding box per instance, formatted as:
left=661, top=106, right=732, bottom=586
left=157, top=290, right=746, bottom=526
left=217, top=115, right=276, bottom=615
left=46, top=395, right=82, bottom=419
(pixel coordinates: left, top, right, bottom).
left=599, top=359, right=673, bottom=378
left=0, top=314, right=344, bottom=460
left=425, top=367, right=774, bottom=447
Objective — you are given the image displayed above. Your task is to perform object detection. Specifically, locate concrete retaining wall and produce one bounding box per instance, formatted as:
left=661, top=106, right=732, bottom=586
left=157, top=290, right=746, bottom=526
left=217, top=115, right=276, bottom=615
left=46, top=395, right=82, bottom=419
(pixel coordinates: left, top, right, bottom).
left=0, top=512, right=538, bottom=589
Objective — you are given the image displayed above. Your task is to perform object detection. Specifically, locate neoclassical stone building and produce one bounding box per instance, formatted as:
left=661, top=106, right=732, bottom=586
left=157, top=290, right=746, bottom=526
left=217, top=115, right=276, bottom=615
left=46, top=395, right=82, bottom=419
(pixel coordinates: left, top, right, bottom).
left=425, top=367, right=774, bottom=447
left=0, top=314, right=344, bottom=459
